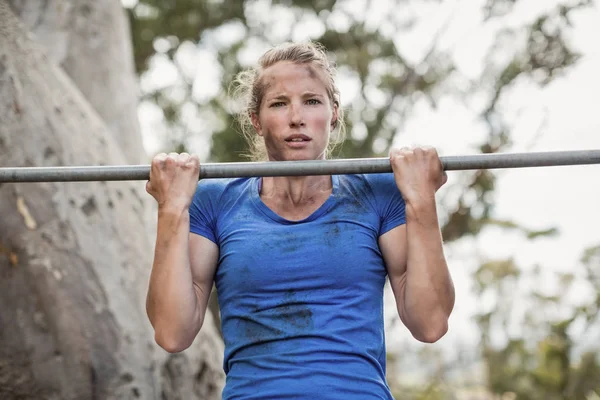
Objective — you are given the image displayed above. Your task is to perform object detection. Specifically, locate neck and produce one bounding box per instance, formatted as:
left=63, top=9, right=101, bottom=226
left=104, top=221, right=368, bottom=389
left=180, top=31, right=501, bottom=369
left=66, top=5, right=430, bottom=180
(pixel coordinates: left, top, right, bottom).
left=260, top=175, right=332, bottom=205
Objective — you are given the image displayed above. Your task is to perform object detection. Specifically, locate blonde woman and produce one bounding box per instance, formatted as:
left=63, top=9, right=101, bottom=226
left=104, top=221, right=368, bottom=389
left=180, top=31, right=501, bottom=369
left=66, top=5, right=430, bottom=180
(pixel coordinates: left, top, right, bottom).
left=146, top=41, right=454, bottom=400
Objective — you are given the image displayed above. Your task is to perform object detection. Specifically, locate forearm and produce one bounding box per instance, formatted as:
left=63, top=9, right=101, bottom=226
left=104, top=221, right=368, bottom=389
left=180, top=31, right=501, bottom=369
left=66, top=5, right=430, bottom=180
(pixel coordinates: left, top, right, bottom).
left=147, top=206, right=201, bottom=350
left=400, top=197, right=455, bottom=342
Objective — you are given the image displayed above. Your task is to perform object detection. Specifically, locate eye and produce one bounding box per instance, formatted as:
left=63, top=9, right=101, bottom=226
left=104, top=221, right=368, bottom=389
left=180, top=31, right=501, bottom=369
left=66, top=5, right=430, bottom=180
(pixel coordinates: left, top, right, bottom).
left=306, top=99, right=321, bottom=105
left=270, top=101, right=285, bottom=108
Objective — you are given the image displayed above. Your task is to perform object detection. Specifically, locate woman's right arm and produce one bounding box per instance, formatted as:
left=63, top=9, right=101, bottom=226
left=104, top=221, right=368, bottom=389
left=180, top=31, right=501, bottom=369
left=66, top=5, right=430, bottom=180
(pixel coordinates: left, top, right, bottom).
left=145, top=152, right=219, bottom=353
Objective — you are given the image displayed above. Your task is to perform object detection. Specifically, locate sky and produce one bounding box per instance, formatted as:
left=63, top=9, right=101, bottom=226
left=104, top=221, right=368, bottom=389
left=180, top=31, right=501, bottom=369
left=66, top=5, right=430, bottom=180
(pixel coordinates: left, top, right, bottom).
left=136, top=0, right=600, bottom=385
left=379, top=0, right=600, bottom=383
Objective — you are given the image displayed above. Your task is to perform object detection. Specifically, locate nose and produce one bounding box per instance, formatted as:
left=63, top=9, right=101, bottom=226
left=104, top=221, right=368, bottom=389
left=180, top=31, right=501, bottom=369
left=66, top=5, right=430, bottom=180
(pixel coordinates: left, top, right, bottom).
left=289, top=103, right=305, bottom=127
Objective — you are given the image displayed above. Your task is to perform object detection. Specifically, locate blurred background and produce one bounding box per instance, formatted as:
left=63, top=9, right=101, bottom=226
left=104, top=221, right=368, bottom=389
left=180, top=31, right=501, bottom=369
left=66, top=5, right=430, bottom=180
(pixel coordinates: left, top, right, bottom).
left=130, top=0, right=600, bottom=396
left=1, top=0, right=600, bottom=399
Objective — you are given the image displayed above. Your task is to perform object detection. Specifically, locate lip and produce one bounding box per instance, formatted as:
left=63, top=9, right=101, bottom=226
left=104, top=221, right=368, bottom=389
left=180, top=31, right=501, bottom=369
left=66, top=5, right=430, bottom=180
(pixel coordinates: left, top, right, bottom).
left=285, top=134, right=311, bottom=142
left=284, top=134, right=311, bottom=149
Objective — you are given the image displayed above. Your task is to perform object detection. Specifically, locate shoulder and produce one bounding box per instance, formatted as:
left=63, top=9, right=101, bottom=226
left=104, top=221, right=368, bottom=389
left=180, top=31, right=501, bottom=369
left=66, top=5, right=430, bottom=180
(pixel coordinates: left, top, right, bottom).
left=339, top=173, right=397, bottom=196
left=337, top=173, right=402, bottom=214
left=362, top=172, right=397, bottom=188
left=191, top=177, right=254, bottom=213
left=195, top=177, right=251, bottom=198
left=344, top=172, right=404, bottom=207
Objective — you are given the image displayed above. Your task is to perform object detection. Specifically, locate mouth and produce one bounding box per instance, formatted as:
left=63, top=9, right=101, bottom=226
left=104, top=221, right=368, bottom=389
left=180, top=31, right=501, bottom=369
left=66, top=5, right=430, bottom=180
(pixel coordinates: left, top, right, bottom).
left=285, top=134, right=311, bottom=143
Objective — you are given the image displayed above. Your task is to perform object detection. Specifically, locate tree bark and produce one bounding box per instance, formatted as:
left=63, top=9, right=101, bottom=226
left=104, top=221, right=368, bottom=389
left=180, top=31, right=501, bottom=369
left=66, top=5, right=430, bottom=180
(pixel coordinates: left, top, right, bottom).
left=0, top=2, right=225, bottom=399
left=7, top=0, right=145, bottom=164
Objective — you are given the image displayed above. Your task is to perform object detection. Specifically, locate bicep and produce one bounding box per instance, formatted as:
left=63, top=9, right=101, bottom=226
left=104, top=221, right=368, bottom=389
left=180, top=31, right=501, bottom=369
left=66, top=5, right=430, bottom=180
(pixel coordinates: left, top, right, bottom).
left=378, top=224, right=408, bottom=288
left=379, top=224, right=410, bottom=327
left=189, top=233, right=219, bottom=312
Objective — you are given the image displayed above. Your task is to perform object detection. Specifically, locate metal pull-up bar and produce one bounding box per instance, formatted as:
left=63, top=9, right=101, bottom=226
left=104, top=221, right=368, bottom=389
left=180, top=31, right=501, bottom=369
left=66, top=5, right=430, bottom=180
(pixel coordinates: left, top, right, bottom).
left=0, top=149, right=599, bottom=183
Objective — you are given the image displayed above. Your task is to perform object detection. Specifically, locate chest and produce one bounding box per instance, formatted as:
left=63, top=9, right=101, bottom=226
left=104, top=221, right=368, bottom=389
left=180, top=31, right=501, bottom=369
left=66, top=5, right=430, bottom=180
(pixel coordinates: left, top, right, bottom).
left=213, top=202, right=386, bottom=298
left=259, top=191, right=331, bottom=221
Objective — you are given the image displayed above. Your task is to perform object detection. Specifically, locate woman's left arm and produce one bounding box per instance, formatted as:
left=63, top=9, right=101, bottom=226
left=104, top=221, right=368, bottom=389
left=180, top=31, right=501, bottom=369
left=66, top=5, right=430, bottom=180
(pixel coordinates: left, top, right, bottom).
left=378, top=146, right=455, bottom=343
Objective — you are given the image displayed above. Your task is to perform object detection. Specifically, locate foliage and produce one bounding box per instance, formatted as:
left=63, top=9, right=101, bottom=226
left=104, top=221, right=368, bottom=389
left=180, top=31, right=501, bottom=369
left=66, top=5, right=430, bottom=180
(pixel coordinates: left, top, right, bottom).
left=473, top=245, right=600, bottom=399
left=126, top=0, right=598, bottom=396
left=128, top=0, right=590, bottom=242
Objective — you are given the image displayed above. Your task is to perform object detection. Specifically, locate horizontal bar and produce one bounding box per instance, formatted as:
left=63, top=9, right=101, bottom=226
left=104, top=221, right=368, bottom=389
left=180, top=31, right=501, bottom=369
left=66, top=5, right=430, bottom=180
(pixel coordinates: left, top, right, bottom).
left=0, top=149, right=599, bottom=182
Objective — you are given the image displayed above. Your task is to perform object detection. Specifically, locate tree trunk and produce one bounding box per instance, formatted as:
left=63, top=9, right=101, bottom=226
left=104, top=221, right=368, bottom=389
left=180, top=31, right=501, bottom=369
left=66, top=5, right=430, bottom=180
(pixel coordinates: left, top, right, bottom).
left=7, top=0, right=144, bottom=164
left=0, top=2, right=225, bottom=399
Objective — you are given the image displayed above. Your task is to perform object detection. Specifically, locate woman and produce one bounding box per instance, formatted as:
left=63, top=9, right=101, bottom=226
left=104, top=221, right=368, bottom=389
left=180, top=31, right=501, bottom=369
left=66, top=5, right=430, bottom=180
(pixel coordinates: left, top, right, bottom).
left=145, top=41, right=455, bottom=399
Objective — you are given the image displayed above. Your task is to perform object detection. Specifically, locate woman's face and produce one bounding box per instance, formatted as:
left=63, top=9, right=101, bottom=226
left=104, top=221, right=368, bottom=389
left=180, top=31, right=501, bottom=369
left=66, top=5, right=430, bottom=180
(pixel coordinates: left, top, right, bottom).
left=252, top=61, right=338, bottom=162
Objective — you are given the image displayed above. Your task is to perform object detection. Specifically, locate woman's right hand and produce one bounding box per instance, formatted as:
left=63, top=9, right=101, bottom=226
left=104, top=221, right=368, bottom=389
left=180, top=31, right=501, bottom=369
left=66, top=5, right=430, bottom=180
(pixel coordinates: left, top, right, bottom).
left=146, top=152, right=200, bottom=211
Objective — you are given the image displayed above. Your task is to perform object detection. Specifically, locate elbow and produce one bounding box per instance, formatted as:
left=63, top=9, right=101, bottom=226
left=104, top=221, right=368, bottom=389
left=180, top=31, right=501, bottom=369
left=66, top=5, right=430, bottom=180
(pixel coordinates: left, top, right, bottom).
left=152, top=318, right=202, bottom=353
left=411, top=318, right=449, bottom=344
left=146, top=305, right=203, bottom=353
left=154, top=330, right=194, bottom=353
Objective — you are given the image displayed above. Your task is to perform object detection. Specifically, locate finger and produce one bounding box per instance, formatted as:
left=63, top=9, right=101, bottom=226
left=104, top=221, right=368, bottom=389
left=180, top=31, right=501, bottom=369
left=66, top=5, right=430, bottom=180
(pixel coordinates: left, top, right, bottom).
left=426, top=147, right=440, bottom=160
left=441, top=171, right=448, bottom=186
left=152, top=152, right=168, bottom=165
left=415, top=146, right=438, bottom=161
left=390, top=146, right=412, bottom=158
left=145, top=180, right=153, bottom=194
left=188, top=154, right=200, bottom=164
left=178, top=152, right=190, bottom=164
left=151, top=153, right=168, bottom=174
left=400, top=146, right=414, bottom=158
left=431, top=148, right=444, bottom=172
left=187, top=154, right=201, bottom=170
left=412, top=147, right=425, bottom=158
left=165, top=152, right=179, bottom=166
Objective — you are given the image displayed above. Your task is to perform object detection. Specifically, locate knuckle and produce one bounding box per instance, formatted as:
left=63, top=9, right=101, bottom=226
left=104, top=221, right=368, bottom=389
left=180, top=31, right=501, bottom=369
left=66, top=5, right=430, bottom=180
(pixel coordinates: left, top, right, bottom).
left=178, top=153, right=190, bottom=162
left=426, top=147, right=438, bottom=156
left=152, top=153, right=167, bottom=165
left=390, top=151, right=403, bottom=162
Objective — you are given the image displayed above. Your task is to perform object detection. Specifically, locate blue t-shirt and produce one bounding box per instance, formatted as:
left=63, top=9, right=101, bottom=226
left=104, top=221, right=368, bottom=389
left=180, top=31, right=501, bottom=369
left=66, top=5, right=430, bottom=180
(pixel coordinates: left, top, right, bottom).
left=189, top=173, right=406, bottom=400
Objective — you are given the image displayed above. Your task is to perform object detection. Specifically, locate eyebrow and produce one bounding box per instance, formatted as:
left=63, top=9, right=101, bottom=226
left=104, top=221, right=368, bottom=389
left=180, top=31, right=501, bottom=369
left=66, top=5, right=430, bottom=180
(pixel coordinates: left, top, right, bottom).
left=303, top=92, right=325, bottom=98
left=267, top=92, right=325, bottom=101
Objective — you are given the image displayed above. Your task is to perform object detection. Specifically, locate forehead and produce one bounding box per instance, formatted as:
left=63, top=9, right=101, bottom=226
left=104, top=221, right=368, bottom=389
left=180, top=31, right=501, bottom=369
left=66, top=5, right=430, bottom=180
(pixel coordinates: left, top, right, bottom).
left=261, top=61, right=329, bottom=96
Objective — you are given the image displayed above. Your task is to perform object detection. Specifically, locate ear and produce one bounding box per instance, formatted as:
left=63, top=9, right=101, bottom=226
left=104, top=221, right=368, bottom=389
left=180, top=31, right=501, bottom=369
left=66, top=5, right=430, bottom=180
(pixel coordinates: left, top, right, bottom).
left=251, top=112, right=263, bottom=136
left=330, top=102, right=339, bottom=130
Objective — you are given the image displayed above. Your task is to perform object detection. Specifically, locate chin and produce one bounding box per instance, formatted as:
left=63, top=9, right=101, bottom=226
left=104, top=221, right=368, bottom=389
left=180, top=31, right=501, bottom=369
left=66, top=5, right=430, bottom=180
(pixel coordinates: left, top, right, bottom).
left=287, top=152, right=324, bottom=161
left=267, top=147, right=327, bottom=162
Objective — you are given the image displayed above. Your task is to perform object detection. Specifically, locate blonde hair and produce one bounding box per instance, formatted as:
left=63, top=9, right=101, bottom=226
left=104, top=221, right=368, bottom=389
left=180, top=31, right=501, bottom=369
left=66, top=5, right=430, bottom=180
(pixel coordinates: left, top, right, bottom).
left=231, top=41, right=346, bottom=161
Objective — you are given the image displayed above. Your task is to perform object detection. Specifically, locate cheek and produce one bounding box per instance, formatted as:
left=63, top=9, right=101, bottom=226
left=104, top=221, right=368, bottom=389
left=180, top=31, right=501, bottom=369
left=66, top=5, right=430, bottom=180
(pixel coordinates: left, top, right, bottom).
left=259, top=111, right=282, bottom=130
left=310, top=111, right=331, bottom=128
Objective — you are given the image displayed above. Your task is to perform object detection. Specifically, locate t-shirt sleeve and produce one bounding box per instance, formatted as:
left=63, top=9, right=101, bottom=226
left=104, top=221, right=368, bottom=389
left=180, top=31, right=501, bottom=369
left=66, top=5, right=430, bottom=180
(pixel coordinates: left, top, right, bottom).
left=366, top=173, right=406, bottom=236
left=188, top=180, right=221, bottom=244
